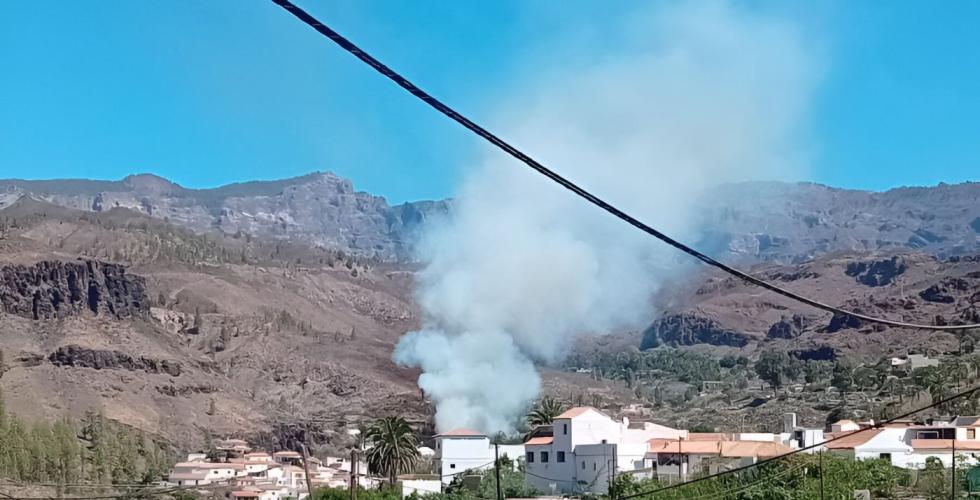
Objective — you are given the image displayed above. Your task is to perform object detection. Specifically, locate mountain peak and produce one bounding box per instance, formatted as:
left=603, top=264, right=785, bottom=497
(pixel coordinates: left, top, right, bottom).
left=122, top=173, right=182, bottom=193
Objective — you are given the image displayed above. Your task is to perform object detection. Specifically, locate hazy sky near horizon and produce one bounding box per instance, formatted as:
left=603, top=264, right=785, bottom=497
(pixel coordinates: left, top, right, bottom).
left=2, top=1, right=979, bottom=203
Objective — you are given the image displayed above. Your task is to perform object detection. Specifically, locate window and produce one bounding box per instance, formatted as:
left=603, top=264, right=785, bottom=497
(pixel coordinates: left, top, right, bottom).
left=557, top=452, right=566, bottom=463
left=593, top=463, right=597, bottom=471
left=450, top=464, right=456, bottom=469
left=541, top=452, right=549, bottom=463
left=969, top=429, right=976, bottom=439
left=526, top=452, right=534, bottom=463
left=563, top=424, right=568, bottom=435
left=879, top=453, right=891, bottom=462
left=582, top=461, right=586, bottom=470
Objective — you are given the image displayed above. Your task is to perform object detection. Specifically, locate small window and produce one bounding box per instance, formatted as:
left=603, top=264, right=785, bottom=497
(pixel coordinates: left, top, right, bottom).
left=450, top=464, right=456, bottom=469
left=541, top=452, right=549, bottom=463
left=526, top=452, right=534, bottom=463
left=969, top=429, right=976, bottom=439
left=879, top=453, right=891, bottom=461
left=557, top=452, right=566, bottom=463
left=593, top=463, right=597, bottom=471
left=563, top=424, right=568, bottom=435
left=582, top=461, right=586, bottom=470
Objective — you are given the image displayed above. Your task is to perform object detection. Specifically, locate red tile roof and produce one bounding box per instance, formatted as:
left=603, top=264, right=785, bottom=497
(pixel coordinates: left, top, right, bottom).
left=525, top=436, right=554, bottom=445
left=556, top=407, right=604, bottom=419
left=648, top=439, right=721, bottom=455
left=911, top=439, right=980, bottom=451
left=720, top=441, right=794, bottom=458
left=824, top=430, right=883, bottom=450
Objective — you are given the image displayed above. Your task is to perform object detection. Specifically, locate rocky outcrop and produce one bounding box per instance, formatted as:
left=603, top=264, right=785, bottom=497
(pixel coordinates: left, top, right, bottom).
left=156, top=384, right=218, bottom=397
left=766, top=314, right=810, bottom=339
left=919, top=278, right=972, bottom=304
left=845, top=257, right=907, bottom=287
left=0, top=260, right=147, bottom=320
left=791, top=345, right=837, bottom=361
left=49, top=345, right=181, bottom=376
left=641, top=313, right=750, bottom=349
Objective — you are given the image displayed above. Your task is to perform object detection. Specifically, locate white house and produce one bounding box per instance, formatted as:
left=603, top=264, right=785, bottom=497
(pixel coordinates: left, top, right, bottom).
left=826, top=418, right=980, bottom=469
left=434, top=428, right=525, bottom=485
left=434, top=428, right=493, bottom=483
left=853, top=428, right=914, bottom=467
left=524, top=407, right=687, bottom=495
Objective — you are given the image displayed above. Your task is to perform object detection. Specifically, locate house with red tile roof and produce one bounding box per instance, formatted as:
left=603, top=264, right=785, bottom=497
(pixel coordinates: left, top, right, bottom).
left=523, top=406, right=686, bottom=495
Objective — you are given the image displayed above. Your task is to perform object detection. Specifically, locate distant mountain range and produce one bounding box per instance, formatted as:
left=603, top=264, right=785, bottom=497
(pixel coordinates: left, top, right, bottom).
left=699, top=181, right=980, bottom=263
left=0, top=172, right=450, bottom=261
left=1, top=173, right=976, bottom=263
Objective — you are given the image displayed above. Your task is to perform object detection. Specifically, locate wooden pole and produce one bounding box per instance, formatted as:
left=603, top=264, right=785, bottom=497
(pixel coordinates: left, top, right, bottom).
left=494, top=442, right=503, bottom=500
left=300, top=444, right=316, bottom=500
left=952, top=436, right=957, bottom=500
left=819, top=450, right=825, bottom=500
left=350, top=448, right=358, bottom=500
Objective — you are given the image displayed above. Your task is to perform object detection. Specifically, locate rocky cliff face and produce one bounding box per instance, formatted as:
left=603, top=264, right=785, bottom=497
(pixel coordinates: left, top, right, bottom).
left=0, top=260, right=148, bottom=320
left=0, top=172, right=450, bottom=261
left=698, top=181, right=980, bottom=263
left=48, top=345, right=181, bottom=376
left=640, top=312, right=751, bottom=348
left=642, top=252, right=980, bottom=359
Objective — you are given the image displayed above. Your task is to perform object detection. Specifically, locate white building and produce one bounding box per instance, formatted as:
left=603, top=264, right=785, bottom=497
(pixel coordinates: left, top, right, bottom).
left=524, top=407, right=687, bottom=494
left=827, top=418, right=980, bottom=469
left=433, top=428, right=525, bottom=485
left=396, top=475, right=443, bottom=498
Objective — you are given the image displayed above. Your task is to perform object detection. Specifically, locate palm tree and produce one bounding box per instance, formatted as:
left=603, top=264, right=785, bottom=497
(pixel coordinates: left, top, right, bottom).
left=526, top=396, right=566, bottom=427
left=365, top=416, right=419, bottom=486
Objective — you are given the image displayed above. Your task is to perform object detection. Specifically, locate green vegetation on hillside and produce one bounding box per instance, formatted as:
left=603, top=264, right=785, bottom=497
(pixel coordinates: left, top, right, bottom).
left=0, top=393, right=171, bottom=485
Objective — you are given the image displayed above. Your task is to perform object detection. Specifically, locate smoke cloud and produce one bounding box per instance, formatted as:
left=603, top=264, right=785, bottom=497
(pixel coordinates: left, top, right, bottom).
left=394, top=1, right=819, bottom=434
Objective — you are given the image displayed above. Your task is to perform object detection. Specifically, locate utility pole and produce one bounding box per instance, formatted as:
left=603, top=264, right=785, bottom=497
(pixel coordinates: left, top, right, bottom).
left=952, top=436, right=956, bottom=500
left=494, top=442, right=503, bottom=500
left=300, top=443, right=317, bottom=500
left=350, top=448, right=358, bottom=500
left=610, top=444, right=618, bottom=500
left=818, top=450, right=825, bottom=500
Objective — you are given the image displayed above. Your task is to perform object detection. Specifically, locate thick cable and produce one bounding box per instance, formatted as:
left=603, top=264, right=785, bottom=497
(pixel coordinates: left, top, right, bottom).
left=269, top=0, right=980, bottom=332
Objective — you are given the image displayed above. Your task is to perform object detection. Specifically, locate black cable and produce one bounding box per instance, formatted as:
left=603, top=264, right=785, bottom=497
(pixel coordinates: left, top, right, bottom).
left=269, top=0, right=980, bottom=333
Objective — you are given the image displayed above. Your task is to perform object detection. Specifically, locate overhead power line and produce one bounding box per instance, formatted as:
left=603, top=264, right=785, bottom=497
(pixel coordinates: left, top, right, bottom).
left=270, top=0, right=980, bottom=333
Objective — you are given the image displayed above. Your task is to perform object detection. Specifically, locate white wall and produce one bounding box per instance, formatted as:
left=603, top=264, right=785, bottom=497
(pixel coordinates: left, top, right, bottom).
left=399, top=479, right=442, bottom=498
left=435, top=437, right=492, bottom=484
left=737, top=433, right=777, bottom=442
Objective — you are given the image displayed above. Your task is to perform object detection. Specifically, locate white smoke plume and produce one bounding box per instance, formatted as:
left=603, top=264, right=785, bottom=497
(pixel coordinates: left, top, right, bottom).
left=394, top=1, right=820, bottom=434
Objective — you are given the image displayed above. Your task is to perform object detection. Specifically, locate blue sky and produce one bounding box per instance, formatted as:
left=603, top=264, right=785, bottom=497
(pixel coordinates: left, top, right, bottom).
left=1, top=1, right=978, bottom=203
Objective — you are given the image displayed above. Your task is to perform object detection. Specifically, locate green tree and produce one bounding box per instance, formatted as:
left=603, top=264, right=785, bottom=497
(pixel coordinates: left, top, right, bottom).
left=526, top=396, right=566, bottom=428
left=365, top=416, right=420, bottom=486
left=755, top=351, right=791, bottom=389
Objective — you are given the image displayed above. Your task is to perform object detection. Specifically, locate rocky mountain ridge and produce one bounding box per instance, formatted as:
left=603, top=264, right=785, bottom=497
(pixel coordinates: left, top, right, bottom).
left=2, top=173, right=977, bottom=264
left=0, top=172, right=450, bottom=261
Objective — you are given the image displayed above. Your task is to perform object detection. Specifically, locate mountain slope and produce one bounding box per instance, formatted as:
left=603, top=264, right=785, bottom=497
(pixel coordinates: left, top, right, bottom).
left=0, top=172, right=450, bottom=261
left=0, top=199, right=429, bottom=450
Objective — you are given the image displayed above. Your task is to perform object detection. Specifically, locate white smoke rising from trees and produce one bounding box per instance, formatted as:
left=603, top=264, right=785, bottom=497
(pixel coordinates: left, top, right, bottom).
left=394, top=1, right=820, bottom=434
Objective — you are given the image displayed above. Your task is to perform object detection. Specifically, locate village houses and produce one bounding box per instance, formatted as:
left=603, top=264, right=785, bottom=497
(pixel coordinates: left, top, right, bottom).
left=167, top=411, right=980, bottom=499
